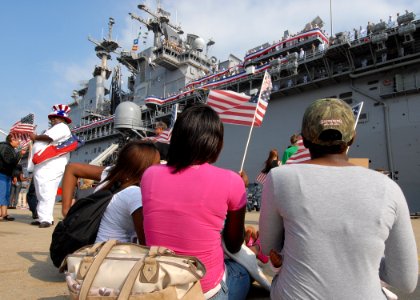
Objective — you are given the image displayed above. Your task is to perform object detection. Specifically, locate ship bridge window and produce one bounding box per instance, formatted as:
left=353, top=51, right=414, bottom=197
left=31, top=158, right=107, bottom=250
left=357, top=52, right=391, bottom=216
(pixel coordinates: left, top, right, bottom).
left=367, top=80, right=379, bottom=85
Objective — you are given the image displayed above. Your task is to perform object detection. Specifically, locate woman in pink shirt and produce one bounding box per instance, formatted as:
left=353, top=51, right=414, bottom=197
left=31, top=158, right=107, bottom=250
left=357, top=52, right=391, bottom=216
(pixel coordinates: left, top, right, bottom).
left=141, top=104, right=250, bottom=299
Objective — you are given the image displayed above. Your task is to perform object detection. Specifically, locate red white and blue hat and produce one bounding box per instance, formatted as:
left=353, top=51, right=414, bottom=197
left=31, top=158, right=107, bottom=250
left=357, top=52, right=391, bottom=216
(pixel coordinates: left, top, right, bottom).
left=48, top=104, right=72, bottom=124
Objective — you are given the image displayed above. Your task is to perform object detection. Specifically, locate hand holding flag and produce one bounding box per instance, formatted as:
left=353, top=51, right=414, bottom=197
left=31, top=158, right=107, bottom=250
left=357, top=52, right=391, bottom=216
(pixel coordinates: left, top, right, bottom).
left=9, top=113, right=36, bottom=149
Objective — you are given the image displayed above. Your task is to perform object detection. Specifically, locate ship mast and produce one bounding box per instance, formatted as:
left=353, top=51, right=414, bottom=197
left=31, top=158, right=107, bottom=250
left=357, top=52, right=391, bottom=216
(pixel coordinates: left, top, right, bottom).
left=87, top=17, right=120, bottom=115
left=129, top=3, right=183, bottom=48
left=88, top=17, right=119, bottom=80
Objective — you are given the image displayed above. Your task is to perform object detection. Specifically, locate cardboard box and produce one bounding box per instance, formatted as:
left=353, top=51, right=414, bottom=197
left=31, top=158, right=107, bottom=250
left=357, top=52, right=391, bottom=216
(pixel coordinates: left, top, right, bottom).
left=349, top=158, right=369, bottom=168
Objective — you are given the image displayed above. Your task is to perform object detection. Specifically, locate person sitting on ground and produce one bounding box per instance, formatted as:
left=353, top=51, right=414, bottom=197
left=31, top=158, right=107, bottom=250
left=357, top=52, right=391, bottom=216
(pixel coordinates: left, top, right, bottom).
left=259, top=98, right=418, bottom=299
left=61, top=140, right=160, bottom=244
left=281, top=133, right=299, bottom=164
left=244, top=226, right=269, bottom=264
left=141, top=104, right=251, bottom=299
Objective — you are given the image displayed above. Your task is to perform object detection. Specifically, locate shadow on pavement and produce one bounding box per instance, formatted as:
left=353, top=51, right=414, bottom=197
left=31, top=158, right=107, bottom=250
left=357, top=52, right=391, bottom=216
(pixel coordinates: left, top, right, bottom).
left=18, top=251, right=64, bottom=283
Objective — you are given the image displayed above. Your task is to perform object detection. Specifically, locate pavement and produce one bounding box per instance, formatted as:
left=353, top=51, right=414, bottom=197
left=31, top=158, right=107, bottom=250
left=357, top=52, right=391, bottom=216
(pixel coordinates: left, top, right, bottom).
left=0, top=205, right=419, bottom=300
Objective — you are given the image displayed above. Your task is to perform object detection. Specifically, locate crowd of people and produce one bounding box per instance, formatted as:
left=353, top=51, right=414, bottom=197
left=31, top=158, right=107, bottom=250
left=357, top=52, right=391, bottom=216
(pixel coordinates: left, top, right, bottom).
left=0, top=98, right=418, bottom=299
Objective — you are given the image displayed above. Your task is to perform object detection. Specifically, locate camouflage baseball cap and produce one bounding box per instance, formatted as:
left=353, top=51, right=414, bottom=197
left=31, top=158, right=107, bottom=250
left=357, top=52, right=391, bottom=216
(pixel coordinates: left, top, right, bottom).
left=301, top=98, right=355, bottom=146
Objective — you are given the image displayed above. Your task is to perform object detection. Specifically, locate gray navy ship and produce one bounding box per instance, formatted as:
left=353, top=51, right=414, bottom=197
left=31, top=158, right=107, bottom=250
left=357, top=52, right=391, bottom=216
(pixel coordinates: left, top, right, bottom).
left=67, top=3, right=420, bottom=212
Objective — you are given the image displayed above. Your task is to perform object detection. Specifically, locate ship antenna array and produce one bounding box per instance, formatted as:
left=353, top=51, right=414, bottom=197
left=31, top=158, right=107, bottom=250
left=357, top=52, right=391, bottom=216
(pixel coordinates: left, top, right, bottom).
left=129, top=3, right=184, bottom=47
left=88, top=17, right=120, bottom=56
left=87, top=17, right=120, bottom=82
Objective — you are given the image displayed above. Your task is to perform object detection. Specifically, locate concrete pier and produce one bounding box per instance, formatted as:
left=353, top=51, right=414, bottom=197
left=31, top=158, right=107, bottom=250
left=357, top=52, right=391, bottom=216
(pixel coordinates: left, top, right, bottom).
left=0, top=205, right=418, bottom=299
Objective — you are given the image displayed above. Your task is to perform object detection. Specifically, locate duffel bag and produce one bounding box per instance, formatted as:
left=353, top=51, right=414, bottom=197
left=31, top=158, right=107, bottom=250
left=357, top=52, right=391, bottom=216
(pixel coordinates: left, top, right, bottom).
left=61, top=240, right=206, bottom=300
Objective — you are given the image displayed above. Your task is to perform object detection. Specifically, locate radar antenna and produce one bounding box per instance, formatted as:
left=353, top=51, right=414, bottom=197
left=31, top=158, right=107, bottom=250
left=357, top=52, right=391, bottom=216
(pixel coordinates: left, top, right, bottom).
left=87, top=17, right=120, bottom=80
left=129, top=3, right=183, bottom=48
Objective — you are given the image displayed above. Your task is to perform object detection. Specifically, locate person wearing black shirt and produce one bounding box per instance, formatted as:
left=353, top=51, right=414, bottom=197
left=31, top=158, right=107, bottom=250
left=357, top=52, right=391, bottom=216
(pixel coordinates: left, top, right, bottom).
left=0, top=134, right=26, bottom=221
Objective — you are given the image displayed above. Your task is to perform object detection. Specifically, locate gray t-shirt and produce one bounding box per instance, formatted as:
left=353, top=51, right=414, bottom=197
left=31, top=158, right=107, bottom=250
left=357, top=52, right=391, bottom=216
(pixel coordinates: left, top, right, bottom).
left=260, top=164, right=418, bottom=299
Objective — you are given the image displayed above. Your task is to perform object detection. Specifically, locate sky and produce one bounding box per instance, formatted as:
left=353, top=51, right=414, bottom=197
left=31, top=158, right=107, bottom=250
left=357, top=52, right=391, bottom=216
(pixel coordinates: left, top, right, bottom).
left=0, top=0, right=419, bottom=134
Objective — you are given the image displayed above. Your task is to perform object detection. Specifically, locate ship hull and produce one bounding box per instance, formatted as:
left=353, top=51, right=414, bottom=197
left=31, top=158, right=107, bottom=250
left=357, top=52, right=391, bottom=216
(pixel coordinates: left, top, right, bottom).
left=217, top=76, right=420, bottom=212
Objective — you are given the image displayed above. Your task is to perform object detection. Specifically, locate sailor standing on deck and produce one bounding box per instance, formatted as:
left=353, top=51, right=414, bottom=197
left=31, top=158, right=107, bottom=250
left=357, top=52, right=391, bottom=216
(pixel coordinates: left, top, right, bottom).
left=29, top=104, right=72, bottom=228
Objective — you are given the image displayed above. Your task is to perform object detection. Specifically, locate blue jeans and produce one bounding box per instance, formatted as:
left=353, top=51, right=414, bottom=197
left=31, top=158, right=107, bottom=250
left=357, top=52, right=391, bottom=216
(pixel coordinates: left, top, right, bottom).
left=210, top=259, right=251, bottom=300
left=0, top=173, right=11, bottom=206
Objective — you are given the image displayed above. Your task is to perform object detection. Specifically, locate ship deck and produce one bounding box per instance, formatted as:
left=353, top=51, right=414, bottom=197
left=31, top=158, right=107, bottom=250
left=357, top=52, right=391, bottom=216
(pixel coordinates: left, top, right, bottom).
left=0, top=205, right=419, bottom=299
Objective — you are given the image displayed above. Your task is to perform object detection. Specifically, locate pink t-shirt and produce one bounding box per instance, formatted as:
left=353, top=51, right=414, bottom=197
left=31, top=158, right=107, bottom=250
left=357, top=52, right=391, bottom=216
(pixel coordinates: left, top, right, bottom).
left=141, top=163, right=246, bottom=292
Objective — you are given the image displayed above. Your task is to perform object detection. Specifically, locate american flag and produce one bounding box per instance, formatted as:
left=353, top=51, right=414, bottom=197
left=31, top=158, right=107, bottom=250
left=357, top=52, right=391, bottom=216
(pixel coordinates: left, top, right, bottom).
left=285, top=136, right=311, bottom=164
left=146, top=103, right=178, bottom=144
left=285, top=101, right=364, bottom=164
left=255, top=172, right=268, bottom=184
left=9, top=113, right=36, bottom=149
left=352, top=102, right=364, bottom=128
left=32, top=134, right=82, bottom=165
left=207, top=71, right=272, bottom=127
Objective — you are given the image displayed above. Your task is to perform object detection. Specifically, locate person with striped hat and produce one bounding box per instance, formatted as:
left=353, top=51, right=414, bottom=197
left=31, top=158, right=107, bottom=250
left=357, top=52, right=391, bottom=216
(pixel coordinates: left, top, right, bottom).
left=29, top=104, right=72, bottom=228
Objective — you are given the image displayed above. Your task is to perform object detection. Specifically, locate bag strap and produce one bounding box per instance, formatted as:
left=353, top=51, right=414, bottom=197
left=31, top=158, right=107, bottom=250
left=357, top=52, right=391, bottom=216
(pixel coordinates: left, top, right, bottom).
left=117, top=256, right=147, bottom=300
left=79, top=240, right=118, bottom=300
left=117, top=247, right=167, bottom=299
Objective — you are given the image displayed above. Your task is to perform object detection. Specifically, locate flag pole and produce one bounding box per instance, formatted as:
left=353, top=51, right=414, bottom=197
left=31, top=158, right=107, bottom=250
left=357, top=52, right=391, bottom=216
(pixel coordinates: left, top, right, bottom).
left=346, top=101, right=364, bottom=154
left=240, top=117, right=257, bottom=172
left=240, top=87, right=263, bottom=172
left=240, top=70, right=271, bottom=172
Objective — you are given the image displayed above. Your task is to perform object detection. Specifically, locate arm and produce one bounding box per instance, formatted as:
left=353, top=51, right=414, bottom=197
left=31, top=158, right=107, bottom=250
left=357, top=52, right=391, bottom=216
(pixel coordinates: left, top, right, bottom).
left=239, top=170, right=249, bottom=188
left=132, top=207, right=146, bottom=245
left=223, top=173, right=247, bottom=253
left=62, top=162, right=104, bottom=217
left=223, top=206, right=246, bottom=253
left=29, top=132, right=53, bottom=143
left=2, top=146, right=22, bottom=167
left=259, top=173, right=285, bottom=255
left=379, top=185, right=418, bottom=293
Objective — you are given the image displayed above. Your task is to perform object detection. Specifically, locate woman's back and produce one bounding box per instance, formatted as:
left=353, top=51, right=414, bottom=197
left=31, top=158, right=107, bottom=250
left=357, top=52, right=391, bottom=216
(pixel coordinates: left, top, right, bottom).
left=141, top=163, right=246, bottom=292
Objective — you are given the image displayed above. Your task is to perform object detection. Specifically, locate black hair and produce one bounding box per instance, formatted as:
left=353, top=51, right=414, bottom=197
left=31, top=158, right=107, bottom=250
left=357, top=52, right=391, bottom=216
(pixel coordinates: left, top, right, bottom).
left=167, top=103, right=224, bottom=173
left=100, top=140, right=160, bottom=191
left=261, top=149, right=279, bottom=174
left=303, top=129, right=353, bottom=158
left=290, top=134, right=299, bottom=145
left=6, top=134, right=13, bottom=143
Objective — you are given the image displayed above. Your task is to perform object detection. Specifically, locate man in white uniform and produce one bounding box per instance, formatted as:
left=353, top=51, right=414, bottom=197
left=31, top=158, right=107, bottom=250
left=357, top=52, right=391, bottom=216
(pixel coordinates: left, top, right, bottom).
left=29, top=104, right=72, bottom=228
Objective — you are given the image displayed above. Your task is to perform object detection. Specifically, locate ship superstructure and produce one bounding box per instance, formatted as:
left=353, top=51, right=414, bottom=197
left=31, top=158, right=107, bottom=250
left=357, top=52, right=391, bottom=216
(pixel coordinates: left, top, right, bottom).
left=67, top=4, right=420, bottom=212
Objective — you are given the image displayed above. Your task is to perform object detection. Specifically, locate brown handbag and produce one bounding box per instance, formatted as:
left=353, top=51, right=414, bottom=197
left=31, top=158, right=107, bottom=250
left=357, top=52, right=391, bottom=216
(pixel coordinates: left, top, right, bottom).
left=62, top=240, right=206, bottom=300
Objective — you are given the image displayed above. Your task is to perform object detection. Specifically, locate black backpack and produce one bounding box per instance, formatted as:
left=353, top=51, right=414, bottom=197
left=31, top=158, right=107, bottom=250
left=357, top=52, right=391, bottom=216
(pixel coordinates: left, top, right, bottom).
left=50, top=187, right=118, bottom=268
